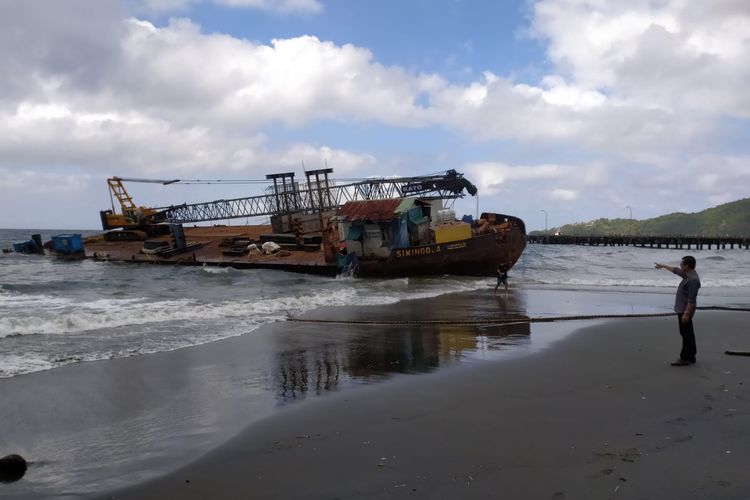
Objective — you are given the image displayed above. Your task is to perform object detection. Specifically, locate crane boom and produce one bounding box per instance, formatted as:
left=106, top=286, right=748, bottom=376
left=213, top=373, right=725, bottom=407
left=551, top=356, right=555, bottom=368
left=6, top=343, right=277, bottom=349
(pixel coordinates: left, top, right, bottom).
left=107, top=177, right=180, bottom=213
left=156, top=170, right=477, bottom=224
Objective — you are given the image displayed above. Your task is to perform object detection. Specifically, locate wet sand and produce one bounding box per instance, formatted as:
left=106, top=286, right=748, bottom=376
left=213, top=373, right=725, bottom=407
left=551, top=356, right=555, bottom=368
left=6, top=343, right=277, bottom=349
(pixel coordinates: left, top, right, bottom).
left=1, top=289, right=538, bottom=499
left=104, top=310, right=750, bottom=500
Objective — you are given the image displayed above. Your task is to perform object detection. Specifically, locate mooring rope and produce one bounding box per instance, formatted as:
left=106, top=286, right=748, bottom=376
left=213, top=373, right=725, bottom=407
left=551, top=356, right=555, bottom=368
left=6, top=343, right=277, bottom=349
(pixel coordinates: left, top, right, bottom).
left=287, top=306, right=750, bottom=327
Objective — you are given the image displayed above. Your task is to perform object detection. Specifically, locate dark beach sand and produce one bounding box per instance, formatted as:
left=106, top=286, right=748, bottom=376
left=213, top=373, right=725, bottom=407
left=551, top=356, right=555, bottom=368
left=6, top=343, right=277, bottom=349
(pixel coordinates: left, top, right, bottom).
left=103, top=310, right=750, bottom=500
left=2, top=289, right=537, bottom=500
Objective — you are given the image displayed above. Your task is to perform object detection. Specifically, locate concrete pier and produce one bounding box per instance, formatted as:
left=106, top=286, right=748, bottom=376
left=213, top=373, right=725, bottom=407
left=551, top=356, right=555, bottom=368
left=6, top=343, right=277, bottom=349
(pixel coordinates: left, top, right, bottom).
left=527, top=235, right=750, bottom=249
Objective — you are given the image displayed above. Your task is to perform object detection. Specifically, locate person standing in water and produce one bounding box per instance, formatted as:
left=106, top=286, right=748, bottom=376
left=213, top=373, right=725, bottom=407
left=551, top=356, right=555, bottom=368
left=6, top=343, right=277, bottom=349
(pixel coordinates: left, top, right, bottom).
left=655, top=256, right=701, bottom=366
left=494, top=265, right=508, bottom=295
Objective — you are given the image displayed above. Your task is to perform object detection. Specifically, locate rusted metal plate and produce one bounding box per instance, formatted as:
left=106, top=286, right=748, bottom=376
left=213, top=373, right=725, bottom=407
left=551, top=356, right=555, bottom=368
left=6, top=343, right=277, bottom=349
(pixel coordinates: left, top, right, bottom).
left=338, top=199, right=405, bottom=222
left=83, top=225, right=337, bottom=275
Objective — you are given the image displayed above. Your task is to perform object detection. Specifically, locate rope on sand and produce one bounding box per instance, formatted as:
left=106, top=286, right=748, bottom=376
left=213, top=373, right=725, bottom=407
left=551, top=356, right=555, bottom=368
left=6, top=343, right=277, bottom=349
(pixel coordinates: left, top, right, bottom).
left=700, top=306, right=750, bottom=312
left=287, top=306, right=750, bottom=327
left=701, top=307, right=750, bottom=356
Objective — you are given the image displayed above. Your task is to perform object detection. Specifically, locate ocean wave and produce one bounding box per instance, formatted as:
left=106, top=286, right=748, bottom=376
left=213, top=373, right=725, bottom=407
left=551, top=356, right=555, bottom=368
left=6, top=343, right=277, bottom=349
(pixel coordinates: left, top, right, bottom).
left=703, top=255, right=726, bottom=261
left=357, top=276, right=489, bottom=304
left=0, top=294, right=143, bottom=312
left=200, top=265, right=233, bottom=275
left=0, top=324, right=258, bottom=377
left=0, top=275, right=488, bottom=342
left=0, top=277, right=493, bottom=377
left=0, top=354, right=56, bottom=378
left=522, top=276, right=675, bottom=287
left=0, top=290, right=350, bottom=338
left=5, top=241, right=748, bottom=378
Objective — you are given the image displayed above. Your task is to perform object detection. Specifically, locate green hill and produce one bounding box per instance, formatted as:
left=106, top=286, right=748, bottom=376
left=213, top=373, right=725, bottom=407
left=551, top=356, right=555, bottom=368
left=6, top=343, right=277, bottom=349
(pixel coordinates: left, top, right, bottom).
left=533, top=198, right=750, bottom=237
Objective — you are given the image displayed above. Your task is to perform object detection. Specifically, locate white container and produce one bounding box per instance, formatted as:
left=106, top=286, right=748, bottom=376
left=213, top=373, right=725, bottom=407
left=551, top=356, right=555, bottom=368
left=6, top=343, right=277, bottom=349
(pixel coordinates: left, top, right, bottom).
left=435, top=209, right=456, bottom=224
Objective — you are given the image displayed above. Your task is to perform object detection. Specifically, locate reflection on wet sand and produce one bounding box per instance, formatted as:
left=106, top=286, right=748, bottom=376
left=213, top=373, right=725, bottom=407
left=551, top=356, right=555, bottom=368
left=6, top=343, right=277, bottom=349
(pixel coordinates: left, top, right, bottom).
left=274, top=290, right=531, bottom=401
left=276, top=346, right=343, bottom=399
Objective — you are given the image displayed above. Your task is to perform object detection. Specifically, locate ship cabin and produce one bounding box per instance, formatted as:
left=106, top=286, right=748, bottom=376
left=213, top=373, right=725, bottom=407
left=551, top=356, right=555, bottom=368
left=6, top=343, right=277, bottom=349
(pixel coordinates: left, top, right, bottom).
left=336, top=198, right=433, bottom=259
left=335, top=198, right=474, bottom=260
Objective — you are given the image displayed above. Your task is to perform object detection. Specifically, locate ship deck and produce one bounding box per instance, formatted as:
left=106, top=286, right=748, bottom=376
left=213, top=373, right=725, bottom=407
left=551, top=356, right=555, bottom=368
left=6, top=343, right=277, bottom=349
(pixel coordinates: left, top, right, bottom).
left=84, top=225, right=338, bottom=276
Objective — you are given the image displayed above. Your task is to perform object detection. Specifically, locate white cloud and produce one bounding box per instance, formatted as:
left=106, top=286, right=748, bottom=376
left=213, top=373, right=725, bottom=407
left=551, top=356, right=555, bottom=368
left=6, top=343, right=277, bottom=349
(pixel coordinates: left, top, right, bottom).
left=0, top=169, right=93, bottom=194
left=0, top=15, right=392, bottom=178
left=4, top=2, right=745, bottom=172
left=464, top=161, right=618, bottom=190
left=550, top=188, right=578, bottom=201
left=538, top=75, right=606, bottom=109
left=16, top=103, right=72, bottom=121
left=278, top=145, right=377, bottom=174
left=686, top=154, right=750, bottom=195
left=214, top=0, right=323, bottom=13
left=136, top=0, right=323, bottom=14
left=113, top=21, right=433, bottom=128
left=137, top=0, right=191, bottom=12
left=530, top=0, right=750, bottom=117
left=464, top=162, right=573, bottom=193
left=463, top=161, right=606, bottom=208
left=0, top=0, right=748, bottom=229
left=707, top=192, right=735, bottom=206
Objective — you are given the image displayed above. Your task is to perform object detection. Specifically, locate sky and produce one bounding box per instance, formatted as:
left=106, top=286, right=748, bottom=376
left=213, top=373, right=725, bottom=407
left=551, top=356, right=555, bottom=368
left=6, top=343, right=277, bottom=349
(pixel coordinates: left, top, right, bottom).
left=1, top=0, right=748, bottom=230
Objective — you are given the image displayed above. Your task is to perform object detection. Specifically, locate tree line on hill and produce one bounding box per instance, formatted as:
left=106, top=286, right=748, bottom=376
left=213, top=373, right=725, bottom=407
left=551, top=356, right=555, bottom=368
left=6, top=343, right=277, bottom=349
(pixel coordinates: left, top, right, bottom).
left=529, top=198, right=750, bottom=237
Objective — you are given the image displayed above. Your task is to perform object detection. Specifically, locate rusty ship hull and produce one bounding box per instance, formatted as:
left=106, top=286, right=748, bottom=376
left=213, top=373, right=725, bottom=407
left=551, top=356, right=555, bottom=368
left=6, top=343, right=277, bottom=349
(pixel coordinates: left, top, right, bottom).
left=355, top=213, right=526, bottom=278
left=81, top=213, right=526, bottom=279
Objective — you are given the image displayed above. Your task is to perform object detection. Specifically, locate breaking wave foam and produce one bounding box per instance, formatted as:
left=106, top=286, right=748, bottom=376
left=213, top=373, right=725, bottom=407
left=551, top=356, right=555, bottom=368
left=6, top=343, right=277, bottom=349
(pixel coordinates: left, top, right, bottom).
left=0, top=288, right=364, bottom=339
left=0, top=277, right=489, bottom=340
left=0, top=278, right=492, bottom=377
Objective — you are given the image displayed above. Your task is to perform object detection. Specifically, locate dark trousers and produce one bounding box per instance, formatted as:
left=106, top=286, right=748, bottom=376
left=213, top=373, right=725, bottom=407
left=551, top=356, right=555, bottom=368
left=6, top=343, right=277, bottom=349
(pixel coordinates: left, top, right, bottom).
left=677, top=314, right=697, bottom=362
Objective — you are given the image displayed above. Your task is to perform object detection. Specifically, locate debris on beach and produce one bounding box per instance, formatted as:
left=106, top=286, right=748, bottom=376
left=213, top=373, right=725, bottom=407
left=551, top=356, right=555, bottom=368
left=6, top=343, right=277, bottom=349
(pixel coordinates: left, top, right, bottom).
left=0, top=454, right=27, bottom=483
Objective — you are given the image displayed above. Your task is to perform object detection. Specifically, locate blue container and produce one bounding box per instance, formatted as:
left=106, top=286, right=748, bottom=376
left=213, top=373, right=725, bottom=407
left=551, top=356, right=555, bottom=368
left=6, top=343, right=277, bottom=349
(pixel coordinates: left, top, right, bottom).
left=52, top=234, right=84, bottom=254
left=171, top=224, right=186, bottom=249
left=12, top=240, right=38, bottom=254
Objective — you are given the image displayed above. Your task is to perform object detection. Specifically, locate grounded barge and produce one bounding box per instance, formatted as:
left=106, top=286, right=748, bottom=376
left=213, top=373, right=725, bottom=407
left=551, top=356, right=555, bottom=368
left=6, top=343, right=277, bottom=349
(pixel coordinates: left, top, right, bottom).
left=35, top=169, right=527, bottom=277
left=355, top=214, right=526, bottom=278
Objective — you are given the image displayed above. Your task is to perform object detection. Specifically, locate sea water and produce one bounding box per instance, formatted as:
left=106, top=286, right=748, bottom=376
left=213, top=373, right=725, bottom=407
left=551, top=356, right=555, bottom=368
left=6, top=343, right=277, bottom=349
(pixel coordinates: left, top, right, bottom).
left=2, top=228, right=750, bottom=498
left=1, top=228, right=749, bottom=379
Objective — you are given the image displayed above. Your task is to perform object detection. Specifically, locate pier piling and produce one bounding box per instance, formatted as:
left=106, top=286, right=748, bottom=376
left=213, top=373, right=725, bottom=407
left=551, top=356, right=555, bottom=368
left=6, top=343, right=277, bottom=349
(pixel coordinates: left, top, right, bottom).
left=527, top=235, right=748, bottom=250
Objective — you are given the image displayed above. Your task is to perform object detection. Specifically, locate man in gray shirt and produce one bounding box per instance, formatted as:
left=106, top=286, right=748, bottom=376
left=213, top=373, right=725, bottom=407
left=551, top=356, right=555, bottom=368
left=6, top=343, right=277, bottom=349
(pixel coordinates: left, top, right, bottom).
left=655, top=256, right=701, bottom=366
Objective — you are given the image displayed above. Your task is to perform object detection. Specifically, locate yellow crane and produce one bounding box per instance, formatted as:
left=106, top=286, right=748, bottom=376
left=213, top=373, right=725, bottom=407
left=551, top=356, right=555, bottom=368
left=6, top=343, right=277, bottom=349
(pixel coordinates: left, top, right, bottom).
left=101, top=177, right=178, bottom=230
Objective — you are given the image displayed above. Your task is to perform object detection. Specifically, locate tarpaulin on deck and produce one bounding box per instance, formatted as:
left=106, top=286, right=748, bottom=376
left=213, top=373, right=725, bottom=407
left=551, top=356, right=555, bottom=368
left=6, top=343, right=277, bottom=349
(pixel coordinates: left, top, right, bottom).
left=346, top=225, right=364, bottom=240
left=407, top=207, right=428, bottom=225
left=390, top=216, right=410, bottom=249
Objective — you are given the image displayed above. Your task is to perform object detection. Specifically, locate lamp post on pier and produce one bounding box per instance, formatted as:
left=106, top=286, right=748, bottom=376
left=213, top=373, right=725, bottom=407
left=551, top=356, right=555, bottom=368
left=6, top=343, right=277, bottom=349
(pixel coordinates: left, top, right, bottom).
left=541, top=209, right=548, bottom=233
